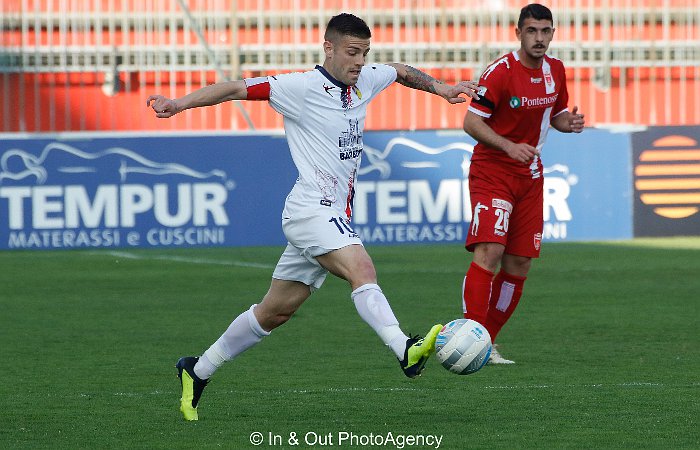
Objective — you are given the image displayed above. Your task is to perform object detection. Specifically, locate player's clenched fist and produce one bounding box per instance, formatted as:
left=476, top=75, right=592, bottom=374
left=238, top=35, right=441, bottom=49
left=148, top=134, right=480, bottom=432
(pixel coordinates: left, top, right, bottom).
left=146, top=95, right=180, bottom=118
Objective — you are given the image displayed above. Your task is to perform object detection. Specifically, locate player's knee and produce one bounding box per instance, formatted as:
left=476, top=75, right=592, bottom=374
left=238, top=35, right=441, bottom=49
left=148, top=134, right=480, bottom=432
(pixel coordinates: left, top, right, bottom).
left=473, top=243, right=505, bottom=272
left=256, top=305, right=295, bottom=330
left=348, top=261, right=377, bottom=289
left=256, top=291, right=309, bottom=330
left=267, top=311, right=294, bottom=329
left=502, top=254, right=531, bottom=277
left=359, top=260, right=377, bottom=281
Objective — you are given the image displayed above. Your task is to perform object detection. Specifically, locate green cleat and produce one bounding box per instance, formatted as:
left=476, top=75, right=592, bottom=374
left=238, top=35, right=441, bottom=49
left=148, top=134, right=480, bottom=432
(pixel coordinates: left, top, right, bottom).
left=176, top=356, right=209, bottom=421
left=399, top=324, right=443, bottom=378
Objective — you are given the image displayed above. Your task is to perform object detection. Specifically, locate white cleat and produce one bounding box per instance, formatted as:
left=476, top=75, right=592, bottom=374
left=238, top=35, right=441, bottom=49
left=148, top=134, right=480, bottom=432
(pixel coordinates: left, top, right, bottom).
left=488, top=344, right=515, bottom=365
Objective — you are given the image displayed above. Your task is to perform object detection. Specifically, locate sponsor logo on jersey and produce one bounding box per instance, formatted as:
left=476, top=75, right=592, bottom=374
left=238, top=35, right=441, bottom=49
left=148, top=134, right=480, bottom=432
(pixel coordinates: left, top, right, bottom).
left=476, top=86, right=488, bottom=96
left=544, top=72, right=553, bottom=86
left=341, top=86, right=353, bottom=109
left=519, top=94, right=558, bottom=108
left=509, top=96, right=521, bottom=108
left=338, top=119, right=363, bottom=160
left=471, top=202, right=489, bottom=236
left=315, top=166, right=338, bottom=204
left=492, top=198, right=513, bottom=213
left=352, top=86, right=362, bottom=99
left=534, top=232, right=542, bottom=250
left=320, top=199, right=332, bottom=207
left=530, top=77, right=542, bottom=83
left=323, top=84, right=335, bottom=96
left=542, top=61, right=556, bottom=94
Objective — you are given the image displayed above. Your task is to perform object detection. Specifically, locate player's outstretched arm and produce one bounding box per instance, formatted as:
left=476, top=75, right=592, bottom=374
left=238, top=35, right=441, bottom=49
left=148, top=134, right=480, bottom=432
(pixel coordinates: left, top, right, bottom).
left=387, top=63, right=479, bottom=104
left=146, top=80, right=248, bottom=118
left=551, top=106, right=585, bottom=133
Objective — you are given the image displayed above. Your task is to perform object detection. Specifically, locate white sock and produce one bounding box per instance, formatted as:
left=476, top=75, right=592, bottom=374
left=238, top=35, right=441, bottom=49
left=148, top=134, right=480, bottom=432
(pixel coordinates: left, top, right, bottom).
left=351, top=283, right=409, bottom=359
left=194, top=304, right=270, bottom=380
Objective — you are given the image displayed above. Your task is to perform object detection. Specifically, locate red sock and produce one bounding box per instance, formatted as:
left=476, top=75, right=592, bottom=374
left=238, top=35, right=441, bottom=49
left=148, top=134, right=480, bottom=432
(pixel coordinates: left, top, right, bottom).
left=484, top=270, right=526, bottom=342
left=462, top=262, right=494, bottom=326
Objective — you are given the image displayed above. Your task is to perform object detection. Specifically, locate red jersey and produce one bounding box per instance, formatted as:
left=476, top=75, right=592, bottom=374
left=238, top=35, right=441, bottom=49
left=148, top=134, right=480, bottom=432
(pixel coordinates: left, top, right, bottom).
left=468, top=51, right=569, bottom=179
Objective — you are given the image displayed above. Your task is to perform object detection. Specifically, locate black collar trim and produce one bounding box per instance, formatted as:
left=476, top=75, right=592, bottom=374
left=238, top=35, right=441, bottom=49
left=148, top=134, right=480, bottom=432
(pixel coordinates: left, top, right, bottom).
left=315, top=65, right=348, bottom=89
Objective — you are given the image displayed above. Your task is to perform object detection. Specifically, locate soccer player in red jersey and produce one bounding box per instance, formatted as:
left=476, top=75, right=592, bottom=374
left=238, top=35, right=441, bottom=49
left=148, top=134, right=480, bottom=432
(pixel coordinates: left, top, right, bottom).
left=462, top=4, right=585, bottom=364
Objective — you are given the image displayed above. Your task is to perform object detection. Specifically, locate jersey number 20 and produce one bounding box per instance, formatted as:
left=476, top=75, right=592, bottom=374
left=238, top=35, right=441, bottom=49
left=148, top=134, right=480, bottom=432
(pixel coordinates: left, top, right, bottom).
left=495, top=209, right=510, bottom=234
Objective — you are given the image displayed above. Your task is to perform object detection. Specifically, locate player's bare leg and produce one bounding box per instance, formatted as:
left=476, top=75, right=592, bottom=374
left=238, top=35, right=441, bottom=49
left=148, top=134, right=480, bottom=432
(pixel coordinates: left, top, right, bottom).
left=317, top=245, right=441, bottom=377
left=471, top=242, right=506, bottom=273
left=315, top=244, right=376, bottom=290
left=501, top=253, right=531, bottom=278
left=254, top=279, right=313, bottom=330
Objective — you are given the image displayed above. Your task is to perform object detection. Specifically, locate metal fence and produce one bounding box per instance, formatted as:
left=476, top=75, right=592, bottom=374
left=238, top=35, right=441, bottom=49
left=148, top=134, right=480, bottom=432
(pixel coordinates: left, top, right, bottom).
left=2, top=0, right=699, bottom=131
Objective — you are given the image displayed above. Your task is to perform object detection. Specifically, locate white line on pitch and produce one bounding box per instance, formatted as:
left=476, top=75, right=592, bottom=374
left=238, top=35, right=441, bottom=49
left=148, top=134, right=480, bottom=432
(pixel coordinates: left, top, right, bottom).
left=91, top=250, right=275, bottom=269
left=87, top=250, right=460, bottom=273
left=101, top=382, right=695, bottom=398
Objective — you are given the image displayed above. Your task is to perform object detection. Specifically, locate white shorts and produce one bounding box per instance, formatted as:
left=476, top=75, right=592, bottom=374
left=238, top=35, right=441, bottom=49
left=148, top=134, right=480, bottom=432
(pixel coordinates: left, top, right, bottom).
left=272, top=207, right=363, bottom=290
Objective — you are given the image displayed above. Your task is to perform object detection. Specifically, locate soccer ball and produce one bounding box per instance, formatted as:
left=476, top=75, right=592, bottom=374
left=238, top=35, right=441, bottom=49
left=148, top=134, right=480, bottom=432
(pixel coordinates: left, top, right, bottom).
left=435, top=319, right=492, bottom=375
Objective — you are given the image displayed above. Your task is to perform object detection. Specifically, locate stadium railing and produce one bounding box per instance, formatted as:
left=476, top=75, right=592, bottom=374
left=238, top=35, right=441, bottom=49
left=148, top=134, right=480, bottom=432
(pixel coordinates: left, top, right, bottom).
left=1, top=0, right=698, bottom=131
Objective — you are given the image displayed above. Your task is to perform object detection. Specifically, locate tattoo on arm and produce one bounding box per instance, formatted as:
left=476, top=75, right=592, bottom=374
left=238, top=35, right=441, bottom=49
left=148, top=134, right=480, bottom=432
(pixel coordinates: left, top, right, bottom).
left=397, top=65, right=443, bottom=94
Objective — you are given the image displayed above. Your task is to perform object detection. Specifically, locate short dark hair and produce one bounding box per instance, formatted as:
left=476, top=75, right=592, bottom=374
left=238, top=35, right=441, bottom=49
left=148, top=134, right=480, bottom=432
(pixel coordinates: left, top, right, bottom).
left=517, top=4, right=554, bottom=29
left=324, top=13, right=372, bottom=42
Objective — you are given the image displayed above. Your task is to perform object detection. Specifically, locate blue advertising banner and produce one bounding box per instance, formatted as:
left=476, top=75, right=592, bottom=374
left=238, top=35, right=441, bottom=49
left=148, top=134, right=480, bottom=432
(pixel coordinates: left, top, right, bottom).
left=0, top=133, right=295, bottom=249
left=0, top=129, right=632, bottom=250
left=357, top=129, right=633, bottom=244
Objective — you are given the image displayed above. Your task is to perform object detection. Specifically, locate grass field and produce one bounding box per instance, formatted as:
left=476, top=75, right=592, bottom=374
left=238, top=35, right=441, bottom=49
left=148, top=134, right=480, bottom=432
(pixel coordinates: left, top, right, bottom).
left=1, top=238, right=698, bottom=449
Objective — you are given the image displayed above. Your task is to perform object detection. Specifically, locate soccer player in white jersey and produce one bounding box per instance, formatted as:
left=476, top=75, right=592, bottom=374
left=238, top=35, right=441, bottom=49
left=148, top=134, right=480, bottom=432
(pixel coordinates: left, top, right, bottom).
left=147, top=13, right=479, bottom=421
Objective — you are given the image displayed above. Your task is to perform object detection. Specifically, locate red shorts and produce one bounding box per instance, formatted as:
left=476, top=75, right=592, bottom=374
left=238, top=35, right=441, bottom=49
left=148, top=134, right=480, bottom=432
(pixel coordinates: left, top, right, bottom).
left=465, top=164, right=544, bottom=258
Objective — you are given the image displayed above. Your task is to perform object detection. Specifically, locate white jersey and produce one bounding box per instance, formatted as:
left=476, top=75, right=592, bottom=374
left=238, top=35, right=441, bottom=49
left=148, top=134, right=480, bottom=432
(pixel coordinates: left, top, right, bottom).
left=252, top=64, right=397, bottom=221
